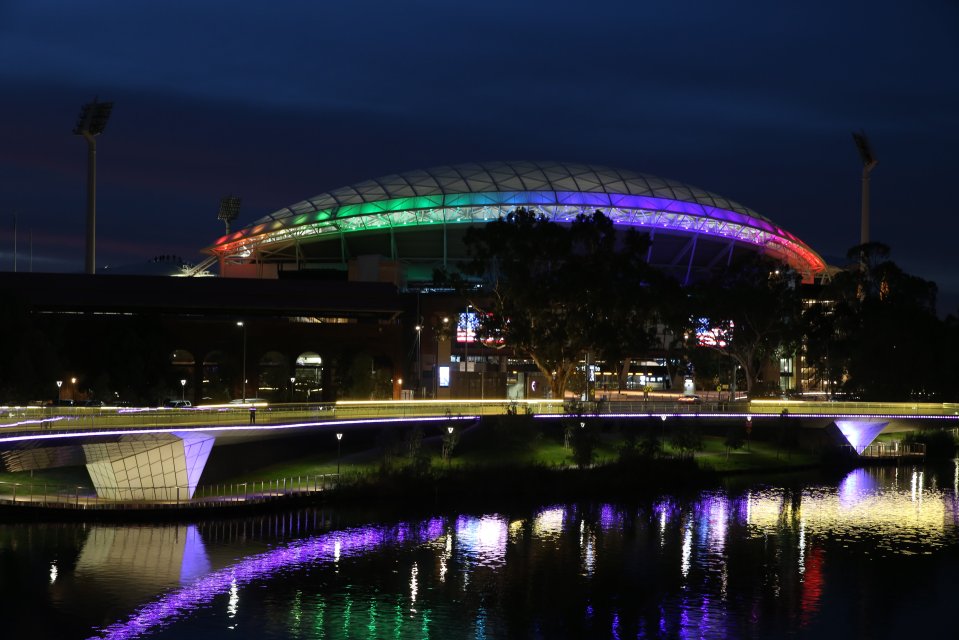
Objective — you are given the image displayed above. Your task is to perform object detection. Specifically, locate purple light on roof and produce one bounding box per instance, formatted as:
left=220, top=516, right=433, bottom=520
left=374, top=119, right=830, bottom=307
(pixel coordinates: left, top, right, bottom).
left=90, top=518, right=445, bottom=640
left=835, top=420, right=888, bottom=454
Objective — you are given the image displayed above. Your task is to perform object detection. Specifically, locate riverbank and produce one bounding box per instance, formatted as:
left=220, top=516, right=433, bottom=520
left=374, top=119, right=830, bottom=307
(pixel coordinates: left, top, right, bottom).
left=1, top=414, right=938, bottom=520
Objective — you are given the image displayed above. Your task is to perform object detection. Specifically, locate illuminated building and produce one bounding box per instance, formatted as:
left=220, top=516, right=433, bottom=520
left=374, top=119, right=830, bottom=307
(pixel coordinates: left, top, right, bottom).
left=206, top=161, right=826, bottom=286
left=202, top=161, right=828, bottom=398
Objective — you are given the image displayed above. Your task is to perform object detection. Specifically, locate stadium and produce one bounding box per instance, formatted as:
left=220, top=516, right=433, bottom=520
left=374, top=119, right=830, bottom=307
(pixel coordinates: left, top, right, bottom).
left=205, top=161, right=826, bottom=286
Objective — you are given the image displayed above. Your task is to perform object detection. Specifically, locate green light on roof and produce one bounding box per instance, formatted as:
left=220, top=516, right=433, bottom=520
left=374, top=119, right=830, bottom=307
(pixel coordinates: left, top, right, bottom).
left=330, top=195, right=448, bottom=220
left=338, top=203, right=363, bottom=218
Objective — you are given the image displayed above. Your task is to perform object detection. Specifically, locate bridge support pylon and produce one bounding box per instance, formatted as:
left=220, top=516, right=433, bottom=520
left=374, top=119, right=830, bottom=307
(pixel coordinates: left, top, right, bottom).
left=82, top=432, right=214, bottom=501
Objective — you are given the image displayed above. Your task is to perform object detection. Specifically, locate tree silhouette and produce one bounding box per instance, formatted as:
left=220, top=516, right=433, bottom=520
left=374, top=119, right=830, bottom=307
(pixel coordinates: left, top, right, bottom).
left=459, top=208, right=668, bottom=399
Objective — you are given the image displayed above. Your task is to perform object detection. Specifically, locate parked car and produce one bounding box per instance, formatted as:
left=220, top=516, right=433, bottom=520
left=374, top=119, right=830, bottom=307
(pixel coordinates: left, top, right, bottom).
left=165, top=400, right=193, bottom=408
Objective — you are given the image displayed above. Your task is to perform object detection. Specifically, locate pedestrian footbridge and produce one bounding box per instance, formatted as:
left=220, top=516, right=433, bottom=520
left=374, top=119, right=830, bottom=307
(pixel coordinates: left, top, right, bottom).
left=0, top=399, right=955, bottom=504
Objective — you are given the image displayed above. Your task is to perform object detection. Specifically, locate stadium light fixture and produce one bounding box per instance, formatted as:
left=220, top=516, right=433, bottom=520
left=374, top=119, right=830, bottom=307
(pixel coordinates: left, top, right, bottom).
left=852, top=130, right=878, bottom=247
left=218, top=196, right=242, bottom=235
left=73, top=98, right=114, bottom=274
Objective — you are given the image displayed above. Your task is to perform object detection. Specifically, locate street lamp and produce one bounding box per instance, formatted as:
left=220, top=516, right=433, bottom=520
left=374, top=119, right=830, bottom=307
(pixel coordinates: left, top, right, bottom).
left=464, top=304, right=471, bottom=374
left=436, top=316, right=449, bottom=398
left=72, top=98, right=113, bottom=275
left=56, top=380, right=62, bottom=403
left=414, top=324, right=422, bottom=398
left=335, top=432, right=343, bottom=475
left=71, top=377, right=77, bottom=402
left=445, top=425, right=455, bottom=467
left=237, top=321, right=247, bottom=402
left=290, top=376, right=295, bottom=402
left=180, top=379, right=187, bottom=401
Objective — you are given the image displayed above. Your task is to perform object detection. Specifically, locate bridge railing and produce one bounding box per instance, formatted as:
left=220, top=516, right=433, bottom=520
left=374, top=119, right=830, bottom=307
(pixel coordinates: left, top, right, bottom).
left=0, top=473, right=341, bottom=510
left=1, top=398, right=956, bottom=438
left=0, top=403, right=341, bottom=435
left=859, top=442, right=926, bottom=458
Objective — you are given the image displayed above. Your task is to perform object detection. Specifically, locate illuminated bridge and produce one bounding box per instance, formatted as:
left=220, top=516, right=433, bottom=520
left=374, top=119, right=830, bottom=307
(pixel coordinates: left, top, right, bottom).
left=0, top=400, right=955, bottom=503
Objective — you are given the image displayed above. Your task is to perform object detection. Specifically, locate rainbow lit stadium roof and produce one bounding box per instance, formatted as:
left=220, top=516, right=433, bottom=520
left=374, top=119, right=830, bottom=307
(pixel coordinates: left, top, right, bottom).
left=207, top=161, right=826, bottom=283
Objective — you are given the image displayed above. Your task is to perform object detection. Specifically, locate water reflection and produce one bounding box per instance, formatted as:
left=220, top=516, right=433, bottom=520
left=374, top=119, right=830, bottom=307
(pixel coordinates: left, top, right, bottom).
left=88, top=519, right=444, bottom=640
left=13, top=464, right=957, bottom=639
left=746, top=467, right=954, bottom=553
left=455, top=515, right=508, bottom=568
left=76, top=525, right=211, bottom=591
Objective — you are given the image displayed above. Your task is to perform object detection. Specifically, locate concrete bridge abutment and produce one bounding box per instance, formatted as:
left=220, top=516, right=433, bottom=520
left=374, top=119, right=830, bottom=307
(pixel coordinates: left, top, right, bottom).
left=82, top=432, right=214, bottom=501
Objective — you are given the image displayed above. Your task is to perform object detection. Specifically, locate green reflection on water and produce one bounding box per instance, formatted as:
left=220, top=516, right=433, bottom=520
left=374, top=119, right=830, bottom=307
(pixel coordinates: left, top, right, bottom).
left=367, top=599, right=377, bottom=639
left=314, top=598, right=325, bottom=639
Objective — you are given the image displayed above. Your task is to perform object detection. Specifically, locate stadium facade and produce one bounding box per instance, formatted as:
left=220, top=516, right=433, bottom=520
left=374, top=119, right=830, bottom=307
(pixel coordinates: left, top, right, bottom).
left=196, top=161, right=830, bottom=399
left=205, top=161, right=826, bottom=287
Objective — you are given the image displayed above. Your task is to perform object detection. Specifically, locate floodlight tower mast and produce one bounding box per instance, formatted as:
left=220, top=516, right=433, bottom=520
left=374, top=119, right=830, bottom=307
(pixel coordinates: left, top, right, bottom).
left=218, top=196, right=242, bottom=235
left=73, top=98, right=113, bottom=275
left=852, top=130, right=878, bottom=247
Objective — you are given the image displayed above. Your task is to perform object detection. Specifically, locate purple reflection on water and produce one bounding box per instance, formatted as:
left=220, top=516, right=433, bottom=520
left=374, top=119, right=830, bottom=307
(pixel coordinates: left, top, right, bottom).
left=455, top=514, right=509, bottom=567
left=838, top=468, right=880, bottom=507
left=89, top=518, right=445, bottom=640
left=179, top=525, right=211, bottom=585
left=599, top=504, right=621, bottom=531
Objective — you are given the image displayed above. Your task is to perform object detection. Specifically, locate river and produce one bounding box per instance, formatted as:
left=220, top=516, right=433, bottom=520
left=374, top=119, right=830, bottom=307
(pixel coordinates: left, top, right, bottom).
left=3, top=463, right=958, bottom=639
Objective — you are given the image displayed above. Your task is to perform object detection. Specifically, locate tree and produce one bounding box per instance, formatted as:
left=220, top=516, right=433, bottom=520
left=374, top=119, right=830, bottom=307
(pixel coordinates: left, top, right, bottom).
left=667, top=421, right=703, bottom=460
left=571, top=421, right=597, bottom=468
left=459, top=208, right=665, bottom=399
left=803, top=243, right=946, bottom=400
left=724, top=424, right=746, bottom=458
left=689, top=256, right=803, bottom=395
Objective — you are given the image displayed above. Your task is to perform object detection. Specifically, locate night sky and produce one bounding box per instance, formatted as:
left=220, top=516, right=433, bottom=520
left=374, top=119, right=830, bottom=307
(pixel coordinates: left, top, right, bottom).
left=1, top=1, right=957, bottom=311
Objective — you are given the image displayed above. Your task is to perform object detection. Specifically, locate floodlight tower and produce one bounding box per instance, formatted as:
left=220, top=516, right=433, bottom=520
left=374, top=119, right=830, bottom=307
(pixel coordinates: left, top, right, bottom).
left=218, top=195, right=242, bottom=235
left=73, top=98, right=114, bottom=274
left=852, top=130, right=878, bottom=247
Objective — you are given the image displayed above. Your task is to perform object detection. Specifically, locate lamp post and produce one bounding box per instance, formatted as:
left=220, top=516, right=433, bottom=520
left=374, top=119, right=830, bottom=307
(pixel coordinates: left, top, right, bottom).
left=290, top=376, right=295, bottom=402
left=236, top=321, right=247, bottom=402
left=335, top=432, right=343, bottom=475
left=56, top=380, right=62, bottom=404
left=71, top=377, right=77, bottom=402
left=180, top=379, right=186, bottom=402
left=414, top=324, right=422, bottom=399
left=445, top=425, right=455, bottom=467
left=464, top=304, right=471, bottom=374
left=436, top=316, right=449, bottom=398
